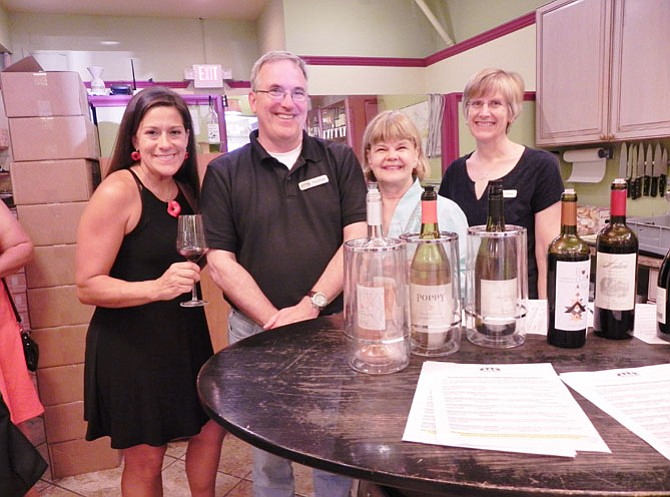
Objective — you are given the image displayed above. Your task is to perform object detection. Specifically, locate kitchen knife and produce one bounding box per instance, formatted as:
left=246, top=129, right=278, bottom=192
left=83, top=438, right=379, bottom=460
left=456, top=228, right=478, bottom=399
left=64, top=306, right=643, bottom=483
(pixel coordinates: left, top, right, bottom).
left=627, top=144, right=636, bottom=198
left=661, top=147, right=669, bottom=199
left=643, top=143, right=652, bottom=196
left=635, top=143, right=644, bottom=199
left=618, top=142, right=628, bottom=180
left=652, top=143, right=662, bottom=197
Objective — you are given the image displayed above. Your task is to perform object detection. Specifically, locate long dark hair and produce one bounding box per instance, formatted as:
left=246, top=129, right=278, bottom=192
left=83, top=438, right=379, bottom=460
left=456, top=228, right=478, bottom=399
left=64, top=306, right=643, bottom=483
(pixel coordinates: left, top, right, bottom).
left=107, top=86, right=200, bottom=201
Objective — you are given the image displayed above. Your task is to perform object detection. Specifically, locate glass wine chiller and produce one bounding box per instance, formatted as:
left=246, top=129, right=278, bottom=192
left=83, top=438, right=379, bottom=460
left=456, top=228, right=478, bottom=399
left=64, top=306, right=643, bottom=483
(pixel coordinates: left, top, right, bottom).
left=344, top=236, right=410, bottom=374
left=464, top=225, right=528, bottom=348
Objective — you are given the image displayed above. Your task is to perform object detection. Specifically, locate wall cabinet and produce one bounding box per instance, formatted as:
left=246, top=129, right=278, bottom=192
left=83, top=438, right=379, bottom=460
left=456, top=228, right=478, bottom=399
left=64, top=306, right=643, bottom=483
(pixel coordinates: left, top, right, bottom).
left=308, top=95, right=378, bottom=162
left=536, top=0, right=670, bottom=146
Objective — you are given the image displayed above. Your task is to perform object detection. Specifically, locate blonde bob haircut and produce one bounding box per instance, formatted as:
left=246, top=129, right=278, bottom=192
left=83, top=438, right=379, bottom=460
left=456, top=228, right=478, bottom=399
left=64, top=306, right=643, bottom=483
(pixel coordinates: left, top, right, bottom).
left=462, top=68, right=525, bottom=131
left=361, top=110, right=430, bottom=182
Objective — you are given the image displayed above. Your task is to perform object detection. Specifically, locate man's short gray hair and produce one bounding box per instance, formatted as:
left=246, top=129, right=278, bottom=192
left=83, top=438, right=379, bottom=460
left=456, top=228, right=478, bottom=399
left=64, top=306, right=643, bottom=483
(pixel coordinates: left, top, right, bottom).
left=250, top=51, right=308, bottom=91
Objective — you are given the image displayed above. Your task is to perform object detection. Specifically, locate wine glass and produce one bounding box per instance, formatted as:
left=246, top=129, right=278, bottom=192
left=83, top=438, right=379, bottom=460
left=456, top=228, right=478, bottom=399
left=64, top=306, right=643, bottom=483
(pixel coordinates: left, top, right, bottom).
left=176, top=214, right=208, bottom=307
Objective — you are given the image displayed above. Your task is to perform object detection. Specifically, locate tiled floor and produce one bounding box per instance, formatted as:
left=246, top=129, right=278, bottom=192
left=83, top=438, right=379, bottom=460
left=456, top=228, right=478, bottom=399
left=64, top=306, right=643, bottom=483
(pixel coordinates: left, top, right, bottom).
left=34, top=434, right=317, bottom=497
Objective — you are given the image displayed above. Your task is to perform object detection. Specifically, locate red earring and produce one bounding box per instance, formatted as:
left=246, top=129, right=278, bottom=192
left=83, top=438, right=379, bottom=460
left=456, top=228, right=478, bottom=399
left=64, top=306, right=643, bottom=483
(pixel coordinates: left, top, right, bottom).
left=131, top=150, right=141, bottom=161
left=184, top=151, right=189, bottom=159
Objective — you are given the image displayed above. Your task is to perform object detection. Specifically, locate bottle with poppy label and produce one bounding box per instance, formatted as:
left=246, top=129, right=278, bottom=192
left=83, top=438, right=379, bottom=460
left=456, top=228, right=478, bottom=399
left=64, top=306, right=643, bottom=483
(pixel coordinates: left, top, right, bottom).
left=547, top=189, right=590, bottom=348
left=409, top=185, right=453, bottom=355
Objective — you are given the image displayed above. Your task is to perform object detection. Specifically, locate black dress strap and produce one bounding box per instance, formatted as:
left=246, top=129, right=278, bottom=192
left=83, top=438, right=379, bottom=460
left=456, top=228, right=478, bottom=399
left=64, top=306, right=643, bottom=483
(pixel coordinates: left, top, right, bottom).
left=127, top=168, right=144, bottom=192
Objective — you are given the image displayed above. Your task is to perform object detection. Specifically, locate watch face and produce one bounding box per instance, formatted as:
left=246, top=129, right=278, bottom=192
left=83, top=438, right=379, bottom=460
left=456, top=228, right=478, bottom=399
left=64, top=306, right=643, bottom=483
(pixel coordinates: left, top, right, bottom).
left=312, top=292, right=328, bottom=308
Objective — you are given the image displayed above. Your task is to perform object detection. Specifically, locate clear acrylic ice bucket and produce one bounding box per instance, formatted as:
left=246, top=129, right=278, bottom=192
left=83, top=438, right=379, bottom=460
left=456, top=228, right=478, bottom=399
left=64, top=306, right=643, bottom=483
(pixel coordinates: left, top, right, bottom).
left=465, top=225, right=528, bottom=348
left=343, top=237, right=410, bottom=374
left=401, top=232, right=461, bottom=357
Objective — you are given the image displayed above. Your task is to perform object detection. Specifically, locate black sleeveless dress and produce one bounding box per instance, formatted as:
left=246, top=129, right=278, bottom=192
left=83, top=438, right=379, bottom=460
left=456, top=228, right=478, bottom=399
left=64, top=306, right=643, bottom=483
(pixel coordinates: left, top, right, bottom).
left=84, top=171, right=212, bottom=449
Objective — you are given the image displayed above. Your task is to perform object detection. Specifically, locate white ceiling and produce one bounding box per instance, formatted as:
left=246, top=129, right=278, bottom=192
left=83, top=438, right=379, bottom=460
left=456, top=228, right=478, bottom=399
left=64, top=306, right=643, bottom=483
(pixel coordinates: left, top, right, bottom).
left=0, top=0, right=270, bottom=21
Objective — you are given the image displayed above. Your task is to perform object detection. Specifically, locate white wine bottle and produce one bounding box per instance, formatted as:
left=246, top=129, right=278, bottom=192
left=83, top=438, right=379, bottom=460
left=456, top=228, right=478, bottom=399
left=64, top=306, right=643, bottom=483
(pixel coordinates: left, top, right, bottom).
left=355, top=183, right=396, bottom=339
left=207, top=95, right=221, bottom=153
left=475, top=180, right=517, bottom=336
left=349, top=182, right=408, bottom=373
left=656, top=245, right=670, bottom=342
left=593, top=178, right=638, bottom=339
left=547, top=189, right=590, bottom=348
left=409, top=185, right=452, bottom=356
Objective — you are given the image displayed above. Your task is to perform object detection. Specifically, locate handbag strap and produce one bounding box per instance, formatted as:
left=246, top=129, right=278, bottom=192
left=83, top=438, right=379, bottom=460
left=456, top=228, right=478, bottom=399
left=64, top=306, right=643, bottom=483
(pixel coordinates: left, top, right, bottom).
left=1, top=277, right=22, bottom=324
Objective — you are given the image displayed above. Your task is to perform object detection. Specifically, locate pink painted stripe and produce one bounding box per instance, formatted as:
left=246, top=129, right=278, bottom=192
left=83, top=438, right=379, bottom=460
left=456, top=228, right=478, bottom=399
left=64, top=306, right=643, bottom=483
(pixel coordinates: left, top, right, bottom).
left=301, top=11, right=535, bottom=69
left=425, top=12, right=536, bottom=66
left=84, top=80, right=190, bottom=89
left=227, top=80, right=251, bottom=88
left=300, top=55, right=425, bottom=67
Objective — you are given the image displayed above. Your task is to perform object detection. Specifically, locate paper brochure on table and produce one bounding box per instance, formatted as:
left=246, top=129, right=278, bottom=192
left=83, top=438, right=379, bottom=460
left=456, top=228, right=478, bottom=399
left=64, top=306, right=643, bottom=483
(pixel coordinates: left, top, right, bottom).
left=403, top=361, right=609, bottom=457
left=560, top=363, right=670, bottom=461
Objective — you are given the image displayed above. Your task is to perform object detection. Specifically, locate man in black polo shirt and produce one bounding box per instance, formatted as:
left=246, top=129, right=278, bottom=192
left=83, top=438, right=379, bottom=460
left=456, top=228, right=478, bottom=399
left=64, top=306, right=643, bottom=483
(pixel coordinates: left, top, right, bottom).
left=201, top=50, right=367, bottom=497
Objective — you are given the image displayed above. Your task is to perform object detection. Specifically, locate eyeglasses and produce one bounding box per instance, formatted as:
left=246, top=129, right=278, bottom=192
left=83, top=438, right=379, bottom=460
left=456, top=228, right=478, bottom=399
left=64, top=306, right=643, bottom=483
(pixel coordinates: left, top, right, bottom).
left=255, top=87, right=309, bottom=102
left=467, top=99, right=505, bottom=110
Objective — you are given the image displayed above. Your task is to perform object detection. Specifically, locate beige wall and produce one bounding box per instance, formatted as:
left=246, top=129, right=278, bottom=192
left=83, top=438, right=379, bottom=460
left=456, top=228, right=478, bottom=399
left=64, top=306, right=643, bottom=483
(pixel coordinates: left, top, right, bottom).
left=257, top=0, right=286, bottom=56
left=283, top=0, right=447, bottom=58
left=425, top=26, right=537, bottom=94
left=444, top=0, right=545, bottom=42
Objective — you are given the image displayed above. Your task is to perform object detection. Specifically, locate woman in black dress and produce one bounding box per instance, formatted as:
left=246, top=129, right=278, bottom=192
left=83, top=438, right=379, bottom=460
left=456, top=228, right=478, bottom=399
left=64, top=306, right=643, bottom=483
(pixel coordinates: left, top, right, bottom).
left=76, top=87, right=225, bottom=496
left=439, top=68, right=564, bottom=299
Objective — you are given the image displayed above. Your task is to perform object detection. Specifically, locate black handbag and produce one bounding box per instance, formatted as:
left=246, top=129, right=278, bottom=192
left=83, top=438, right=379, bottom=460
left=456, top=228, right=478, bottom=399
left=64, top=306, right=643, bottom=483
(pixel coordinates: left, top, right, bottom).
left=0, top=393, right=48, bottom=495
left=2, top=278, right=39, bottom=372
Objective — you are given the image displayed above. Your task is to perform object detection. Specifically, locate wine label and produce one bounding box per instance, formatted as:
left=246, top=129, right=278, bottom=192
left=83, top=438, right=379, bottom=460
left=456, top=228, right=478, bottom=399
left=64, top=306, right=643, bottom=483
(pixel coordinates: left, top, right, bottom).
left=657, top=286, right=667, bottom=324
left=207, top=122, right=220, bottom=142
left=594, top=252, right=636, bottom=310
left=553, top=260, right=590, bottom=331
left=480, top=278, right=517, bottom=318
left=410, top=282, right=453, bottom=332
left=356, top=284, right=386, bottom=330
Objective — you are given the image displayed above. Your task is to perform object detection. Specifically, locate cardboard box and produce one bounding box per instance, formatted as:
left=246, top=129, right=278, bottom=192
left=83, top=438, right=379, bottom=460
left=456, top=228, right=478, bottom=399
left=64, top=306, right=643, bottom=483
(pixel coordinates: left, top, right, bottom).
left=25, top=244, right=77, bottom=288
left=31, top=324, right=87, bottom=368
left=1, top=71, right=89, bottom=118
left=43, top=401, right=87, bottom=444
left=48, top=437, right=121, bottom=478
left=27, top=285, right=93, bottom=329
left=36, top=363, right=84, bottom=406
left=9, top=115, right=100, bottom=161
left=11, top=159, right=100, bottom=205
left=16, top=202, right=87, bottom=246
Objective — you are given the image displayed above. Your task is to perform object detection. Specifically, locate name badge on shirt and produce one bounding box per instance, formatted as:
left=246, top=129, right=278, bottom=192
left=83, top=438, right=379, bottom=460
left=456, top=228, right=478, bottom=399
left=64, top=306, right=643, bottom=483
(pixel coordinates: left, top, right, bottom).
left=299, top=174, right=329, bottom=191
left=503, top=189, right=517, bottom=199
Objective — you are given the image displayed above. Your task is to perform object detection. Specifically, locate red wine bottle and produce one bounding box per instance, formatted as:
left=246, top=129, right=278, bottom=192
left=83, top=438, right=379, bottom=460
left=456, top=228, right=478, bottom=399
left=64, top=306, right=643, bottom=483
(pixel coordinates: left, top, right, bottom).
left=656, top=246, right=670, bottom=341
left=547, top=189, right=590, bottom=348
left=593, top=178, right=638, bottom=339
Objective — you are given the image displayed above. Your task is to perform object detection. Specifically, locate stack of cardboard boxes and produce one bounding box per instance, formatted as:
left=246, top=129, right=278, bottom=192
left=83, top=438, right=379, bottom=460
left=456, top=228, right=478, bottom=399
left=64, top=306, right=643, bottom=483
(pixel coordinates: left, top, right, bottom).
left=2, top=57, right=121, bottom=478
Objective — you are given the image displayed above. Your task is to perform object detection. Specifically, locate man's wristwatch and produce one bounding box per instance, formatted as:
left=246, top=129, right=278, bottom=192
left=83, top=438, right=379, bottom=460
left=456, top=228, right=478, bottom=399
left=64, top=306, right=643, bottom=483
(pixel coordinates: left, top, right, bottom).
left=307, top=291, right=328, bottom=311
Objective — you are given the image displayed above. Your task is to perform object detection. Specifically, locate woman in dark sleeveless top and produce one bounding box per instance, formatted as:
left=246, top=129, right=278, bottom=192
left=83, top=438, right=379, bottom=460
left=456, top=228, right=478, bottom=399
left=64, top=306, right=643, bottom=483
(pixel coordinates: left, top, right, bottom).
left=76, top=87, right=225, bottom=496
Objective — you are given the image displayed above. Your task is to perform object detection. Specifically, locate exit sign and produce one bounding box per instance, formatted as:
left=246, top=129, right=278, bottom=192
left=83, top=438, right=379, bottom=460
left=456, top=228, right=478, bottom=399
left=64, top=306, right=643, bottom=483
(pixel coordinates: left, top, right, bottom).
left=193, top=64, right=223, bottom=88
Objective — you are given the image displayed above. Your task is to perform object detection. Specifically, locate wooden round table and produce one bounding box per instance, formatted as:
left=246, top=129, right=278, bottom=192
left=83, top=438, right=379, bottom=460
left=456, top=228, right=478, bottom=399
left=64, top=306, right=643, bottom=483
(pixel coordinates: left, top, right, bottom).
left=197, top=314, right=670, bottom=496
